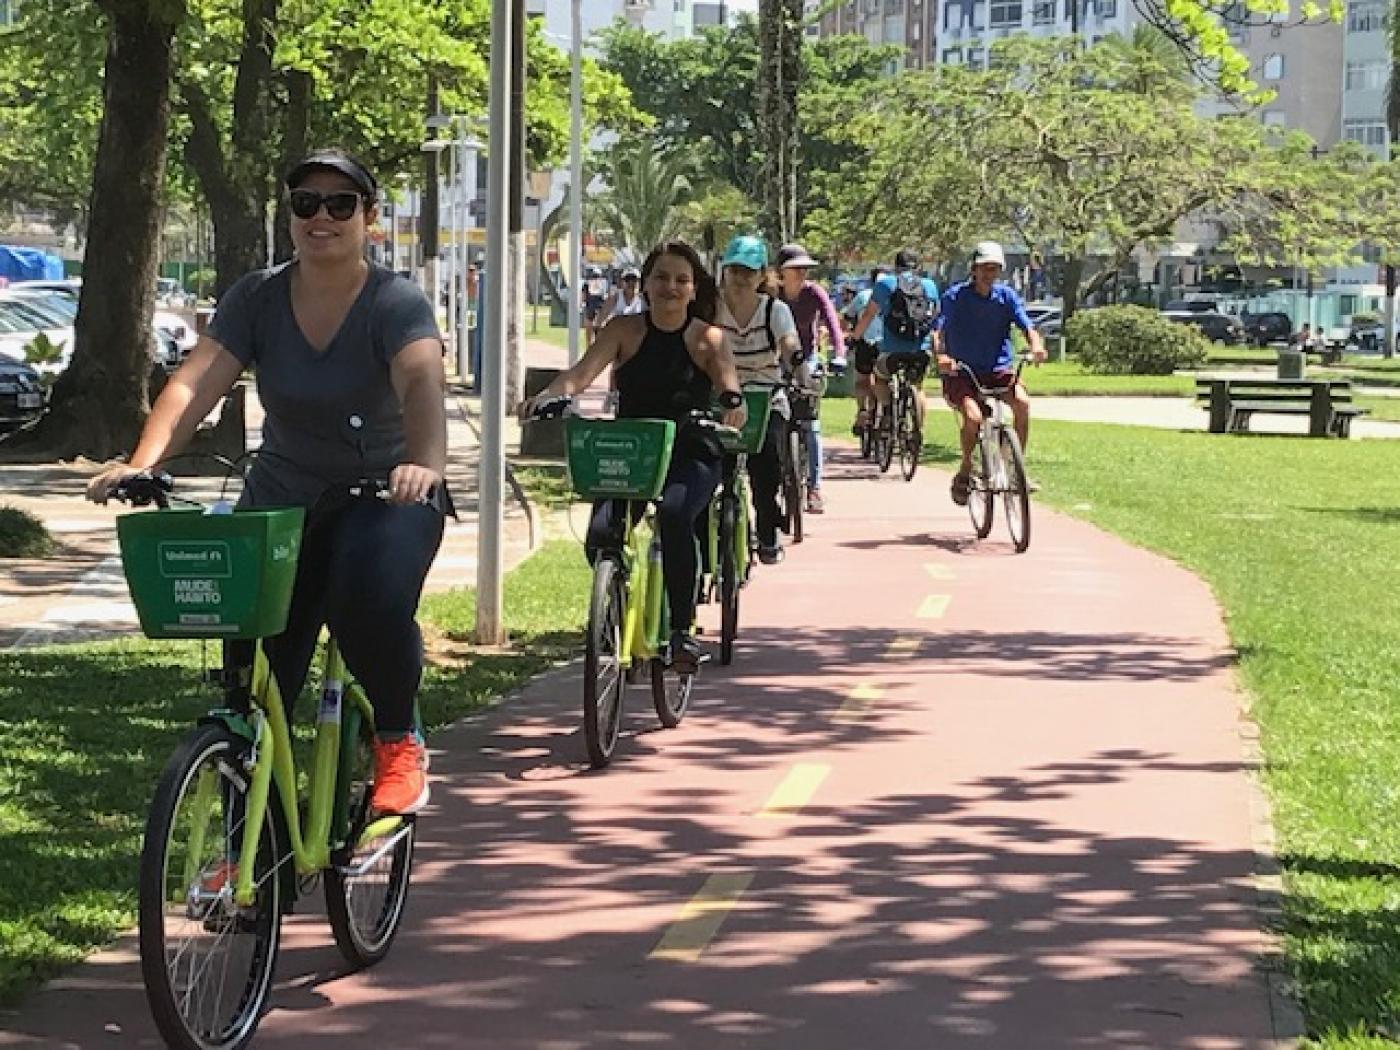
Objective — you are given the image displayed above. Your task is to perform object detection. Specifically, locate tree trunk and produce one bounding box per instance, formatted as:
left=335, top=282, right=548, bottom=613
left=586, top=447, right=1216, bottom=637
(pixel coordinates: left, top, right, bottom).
left=1062, top=255, right=1085, bottom=322
left=178, top=0, right=280, bottom=297
left=273, top=69, right=312, bottom=265
left=757, top=0, right=801, bottom=245
left=2, top=2, right=180, bottom=461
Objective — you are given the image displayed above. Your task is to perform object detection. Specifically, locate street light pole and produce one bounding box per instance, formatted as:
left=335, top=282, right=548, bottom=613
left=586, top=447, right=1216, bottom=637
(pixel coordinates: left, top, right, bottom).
left=568, top=0, right=583, bottom=366
left=476, top=0, right=512, bottom=645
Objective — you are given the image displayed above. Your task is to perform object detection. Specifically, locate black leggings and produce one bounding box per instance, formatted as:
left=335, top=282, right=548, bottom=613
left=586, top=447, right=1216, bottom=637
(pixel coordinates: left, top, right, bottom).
left=746, top=412, right=785, bottom=547
left=587, top=452, right=719, bottom=633
left=229, top=498, right=446, bottom=735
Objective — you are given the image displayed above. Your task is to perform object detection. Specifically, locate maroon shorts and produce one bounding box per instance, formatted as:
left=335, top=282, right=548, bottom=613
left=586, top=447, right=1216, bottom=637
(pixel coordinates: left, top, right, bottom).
left=942, top=368, right=1017, bottom=407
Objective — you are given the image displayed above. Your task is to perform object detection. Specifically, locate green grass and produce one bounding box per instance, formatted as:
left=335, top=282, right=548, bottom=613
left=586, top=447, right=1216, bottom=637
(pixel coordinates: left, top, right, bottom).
left=511, top=461, right=574, bottom=511
left=822, top=396, right=1400, bottom=1047
left=525, top=318, right=573, bottom=351
left=0, top=505, right=55, bottom=558
left=0, top=540, right=588, bottom=1006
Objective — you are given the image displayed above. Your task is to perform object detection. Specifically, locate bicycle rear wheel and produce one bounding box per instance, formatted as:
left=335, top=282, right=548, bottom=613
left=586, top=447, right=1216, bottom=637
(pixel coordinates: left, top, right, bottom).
left=968, top=430, right=995, bottom=539
left=859, top=413, right=874, bottom=459
left=783, top=427, right=805, bottom=544
left=651, top=658, right=695, bottom=727
left=999, top=428, right=1032, bottom=553
left=140, top=724, right=282, bottom=1050
left=877, top=399, right=896, bottom=474
left=898, top=387, right=921, bottom=482
left=584, top=555, right=627, bottom=767
left=325, top=703, right=416, bottom=968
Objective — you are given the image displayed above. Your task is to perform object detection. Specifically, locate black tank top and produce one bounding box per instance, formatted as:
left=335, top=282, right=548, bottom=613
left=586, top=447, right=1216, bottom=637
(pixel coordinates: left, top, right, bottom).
left=615, top=313, right=713, bottom=422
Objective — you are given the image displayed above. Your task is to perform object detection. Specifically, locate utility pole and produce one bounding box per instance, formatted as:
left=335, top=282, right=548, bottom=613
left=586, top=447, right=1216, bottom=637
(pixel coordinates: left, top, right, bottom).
left=506, top=0, right=527, bottom=409
left=568, top=0, right=583, bottom=366
left=422, top=76, right=442, bottom=318
left=476, top=0, right=512, bottom=645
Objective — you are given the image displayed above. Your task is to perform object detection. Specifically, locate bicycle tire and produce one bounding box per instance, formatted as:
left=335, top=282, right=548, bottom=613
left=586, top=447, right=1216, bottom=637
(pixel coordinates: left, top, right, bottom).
left=859, top=414, right=874, bottom=459
left=584, top=556, right=627, bottom=767
left=651, top=658, right=695, bottom=727
left=968, top=430, right=995, bottom=539
left=325, top=703, right=416, bottom=968
left=898, top=386, right=920, bottom=482
left=783, top=427, right=805, bottom=544
left=999, top=428, right=1032, bottom=553
left=719, top=494, right=739, bottom=664
left=140, top=724, right=282, bottom=1050
left=877, top=397, right=896, bottom=474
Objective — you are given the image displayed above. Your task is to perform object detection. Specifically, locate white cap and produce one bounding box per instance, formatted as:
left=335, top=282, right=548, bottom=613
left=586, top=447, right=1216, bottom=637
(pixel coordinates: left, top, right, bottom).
left=971, top=241, right=1006, bottom=267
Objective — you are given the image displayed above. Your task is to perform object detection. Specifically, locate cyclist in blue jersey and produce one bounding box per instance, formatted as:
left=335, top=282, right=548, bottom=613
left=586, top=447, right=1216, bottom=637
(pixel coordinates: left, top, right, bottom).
left=933, top=241, right=1046, bottom=506
left=850, top=249, right=939, bottom=431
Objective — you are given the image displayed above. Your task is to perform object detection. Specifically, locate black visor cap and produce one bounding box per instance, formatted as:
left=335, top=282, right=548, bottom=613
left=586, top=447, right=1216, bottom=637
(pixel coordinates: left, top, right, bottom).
left=285, top=151, right=377, bottom=198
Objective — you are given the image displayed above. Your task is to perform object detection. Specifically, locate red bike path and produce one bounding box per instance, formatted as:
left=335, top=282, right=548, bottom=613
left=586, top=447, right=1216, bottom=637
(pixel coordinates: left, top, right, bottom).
left=1, top=445, right=1295, bottom=1048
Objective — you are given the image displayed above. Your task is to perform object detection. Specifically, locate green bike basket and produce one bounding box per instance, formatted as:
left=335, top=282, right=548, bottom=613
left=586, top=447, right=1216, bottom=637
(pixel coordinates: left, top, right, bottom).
left=720, top=388, right=775, bottom=454
left=116, top=507, right=305, bottom=639
left=565, top=417, right=676, bottom=500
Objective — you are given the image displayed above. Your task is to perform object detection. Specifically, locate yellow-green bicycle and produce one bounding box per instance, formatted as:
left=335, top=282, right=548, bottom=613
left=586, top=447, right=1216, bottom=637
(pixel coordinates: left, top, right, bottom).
left=113, top=472, right=418, bottom=1050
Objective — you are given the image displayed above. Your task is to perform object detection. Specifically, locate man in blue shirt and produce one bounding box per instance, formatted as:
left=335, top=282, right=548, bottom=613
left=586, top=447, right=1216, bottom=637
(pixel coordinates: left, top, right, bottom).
left=934, top=240, right=1046, bottom=506
left=851, top=249, right=940, bottom=431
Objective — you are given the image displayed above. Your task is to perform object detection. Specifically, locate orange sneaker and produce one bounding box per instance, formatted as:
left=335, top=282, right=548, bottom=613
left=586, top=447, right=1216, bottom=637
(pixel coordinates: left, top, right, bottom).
left=370, top=737, right=430, bottom=815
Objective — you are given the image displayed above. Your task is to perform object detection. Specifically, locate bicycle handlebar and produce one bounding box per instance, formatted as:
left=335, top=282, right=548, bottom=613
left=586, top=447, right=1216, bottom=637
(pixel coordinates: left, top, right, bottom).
left=528, top=395, right=741, bottom=440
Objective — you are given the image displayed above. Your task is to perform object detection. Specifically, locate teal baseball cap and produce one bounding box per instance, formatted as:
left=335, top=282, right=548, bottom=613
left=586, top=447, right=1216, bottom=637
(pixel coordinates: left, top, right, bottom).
left=720, top=234, right=768, bottom=271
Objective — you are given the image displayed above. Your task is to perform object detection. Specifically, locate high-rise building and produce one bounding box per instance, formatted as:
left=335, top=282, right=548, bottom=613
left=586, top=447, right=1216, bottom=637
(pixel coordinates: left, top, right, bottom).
left=539, top=0, right=732, bottom=46
left=0, top=0, right=20, bottom=27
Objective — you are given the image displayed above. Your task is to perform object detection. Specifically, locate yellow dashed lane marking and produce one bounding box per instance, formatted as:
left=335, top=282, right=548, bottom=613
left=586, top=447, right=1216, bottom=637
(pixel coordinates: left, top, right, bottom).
left=650, top=872, right=755, bottom=962
left=835, top=683, right=884, bottom=722
left=884, top=636, right=920, bottom=660
left=917, top=594, right=952, bottom=619
left=758, top=763, right=830, bottom=819
left=925, top=562, right=955, bottom=579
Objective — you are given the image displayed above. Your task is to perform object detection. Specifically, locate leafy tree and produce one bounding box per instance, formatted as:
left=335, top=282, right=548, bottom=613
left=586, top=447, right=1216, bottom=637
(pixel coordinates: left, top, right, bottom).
left=589, top=136, right=692, bottom=257
left=4, top=0, right=184, bottom=460
left=757, top=0, right=802, bottom=243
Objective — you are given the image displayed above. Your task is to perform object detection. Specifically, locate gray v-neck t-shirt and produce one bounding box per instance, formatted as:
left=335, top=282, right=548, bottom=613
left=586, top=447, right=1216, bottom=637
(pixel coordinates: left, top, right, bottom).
left=208, top=262, right=441, bottom=509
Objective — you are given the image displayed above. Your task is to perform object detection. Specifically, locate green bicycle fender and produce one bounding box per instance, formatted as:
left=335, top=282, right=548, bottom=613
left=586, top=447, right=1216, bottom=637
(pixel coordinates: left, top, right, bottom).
left=197, top=709, right=257, bottom=744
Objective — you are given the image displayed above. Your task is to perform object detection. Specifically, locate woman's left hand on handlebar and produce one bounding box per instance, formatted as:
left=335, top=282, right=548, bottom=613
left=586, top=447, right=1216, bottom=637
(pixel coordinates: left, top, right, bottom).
left=721, top=404, right=747, bottom=431
left=388, top=463, right=443, bottom=505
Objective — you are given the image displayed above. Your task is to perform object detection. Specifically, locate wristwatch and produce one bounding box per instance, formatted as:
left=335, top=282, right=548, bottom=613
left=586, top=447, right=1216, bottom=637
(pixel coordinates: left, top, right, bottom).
left=718, top=390, right=743, bottom=409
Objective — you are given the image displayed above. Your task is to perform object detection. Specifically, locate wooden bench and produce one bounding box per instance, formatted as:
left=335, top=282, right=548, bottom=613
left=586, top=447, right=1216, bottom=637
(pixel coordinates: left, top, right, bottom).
left=1194, top=376, right=1368, bottom=437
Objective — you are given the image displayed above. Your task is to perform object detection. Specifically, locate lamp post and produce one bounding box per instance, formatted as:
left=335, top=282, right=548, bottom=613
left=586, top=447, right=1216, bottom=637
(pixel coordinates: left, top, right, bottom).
left=568, top=0, right=583, bottom=366
left=419, top=136, right=448, bottom=318
left=477, top=0, right=513, bottom=645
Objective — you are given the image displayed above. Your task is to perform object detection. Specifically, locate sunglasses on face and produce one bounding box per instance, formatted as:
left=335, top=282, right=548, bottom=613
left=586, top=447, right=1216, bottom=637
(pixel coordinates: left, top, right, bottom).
left=289, top=189, right=365, bottom=221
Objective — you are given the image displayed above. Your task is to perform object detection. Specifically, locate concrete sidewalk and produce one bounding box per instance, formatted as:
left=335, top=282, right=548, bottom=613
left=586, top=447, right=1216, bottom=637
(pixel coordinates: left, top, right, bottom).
left=1035, top=394, right=1400, bottom=438
left=1, top=438, right=1296, bottom=1048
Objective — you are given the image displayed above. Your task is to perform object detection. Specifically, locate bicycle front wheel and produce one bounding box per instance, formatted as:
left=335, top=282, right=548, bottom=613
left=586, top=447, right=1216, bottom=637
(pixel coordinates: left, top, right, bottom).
left=1000, top=428, right=1032, bottom=553
left=325, top=704, right=416, bottom=968
left=898, top=389, right=921, bottom=482
left=719, top=494, right=739, bottom=665
left=783, top=427, right=805, bottom=544
left=140, top=724, right=282, bottom=1050
left=584, top=556, right=627, bottom=767
left=968, top=431, right=996, bottom=539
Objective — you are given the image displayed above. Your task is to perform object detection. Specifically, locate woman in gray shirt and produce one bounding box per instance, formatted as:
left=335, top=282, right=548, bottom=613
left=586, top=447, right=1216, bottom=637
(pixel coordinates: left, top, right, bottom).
left=90, top=149, right=448, bottom=817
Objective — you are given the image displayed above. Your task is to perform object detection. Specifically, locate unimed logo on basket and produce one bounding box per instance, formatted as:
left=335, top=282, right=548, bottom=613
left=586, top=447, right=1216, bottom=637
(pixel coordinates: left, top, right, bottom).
left=594, top=435, right=639, bottom=479
left=158, top=541, right=234, bottom=580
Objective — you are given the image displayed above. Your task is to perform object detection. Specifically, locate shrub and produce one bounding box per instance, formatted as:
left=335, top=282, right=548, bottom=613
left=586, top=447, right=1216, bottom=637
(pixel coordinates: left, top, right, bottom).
left=0, top=505, right=55, bottom=558
left=1067, top=305, right=1211, bottom=375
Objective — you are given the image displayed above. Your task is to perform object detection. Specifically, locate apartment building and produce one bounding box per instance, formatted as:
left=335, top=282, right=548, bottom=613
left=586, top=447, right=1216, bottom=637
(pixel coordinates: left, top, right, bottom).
left=812, top=0, right=940, bottom=68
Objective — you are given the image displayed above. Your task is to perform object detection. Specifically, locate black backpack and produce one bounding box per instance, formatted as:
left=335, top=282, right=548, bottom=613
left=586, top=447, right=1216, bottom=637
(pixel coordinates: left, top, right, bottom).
left=886, top=273, right=936, bottom=342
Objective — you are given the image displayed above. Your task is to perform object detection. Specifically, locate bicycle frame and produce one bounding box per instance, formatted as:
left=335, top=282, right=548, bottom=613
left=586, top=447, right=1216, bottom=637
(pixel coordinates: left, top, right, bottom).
left=706, top=455, right=752, bottom=587
left=205, top=639, right=403, bottom=908
left=616, top=501, right=668, bottom=665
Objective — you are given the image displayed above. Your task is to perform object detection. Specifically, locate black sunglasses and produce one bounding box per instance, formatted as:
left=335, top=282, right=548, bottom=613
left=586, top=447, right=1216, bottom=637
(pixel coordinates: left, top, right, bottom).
left=289, top=188, right=366, bottom=221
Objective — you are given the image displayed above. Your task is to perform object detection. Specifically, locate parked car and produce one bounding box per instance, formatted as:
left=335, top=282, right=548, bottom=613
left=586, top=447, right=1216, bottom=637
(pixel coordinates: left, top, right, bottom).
left=12, top=278, right=195, bottom=367
left=1239, top=310, right=1293, bottom=346
left=0, top=356, right=45, bottom=431
left=1163, top=298, right=1221, bottom=314
left=0, top=291, right=75, bottom=374
left=1026, top=304, right=1062, bottom=337
left=1162, top=309, right=1245, bottom=345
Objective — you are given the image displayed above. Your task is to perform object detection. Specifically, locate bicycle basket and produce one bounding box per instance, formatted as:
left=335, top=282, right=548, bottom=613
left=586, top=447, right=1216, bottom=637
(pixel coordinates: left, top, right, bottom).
left=116, top=507, right=305, bottom=639
left=720, top=388, right=775, bottom=454
left=565, top=417, right=676, bottom=500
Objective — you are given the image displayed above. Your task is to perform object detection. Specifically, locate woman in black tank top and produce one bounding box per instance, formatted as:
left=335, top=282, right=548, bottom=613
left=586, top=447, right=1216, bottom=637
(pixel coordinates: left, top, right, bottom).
left=520, top=241, right=746, bottom=667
